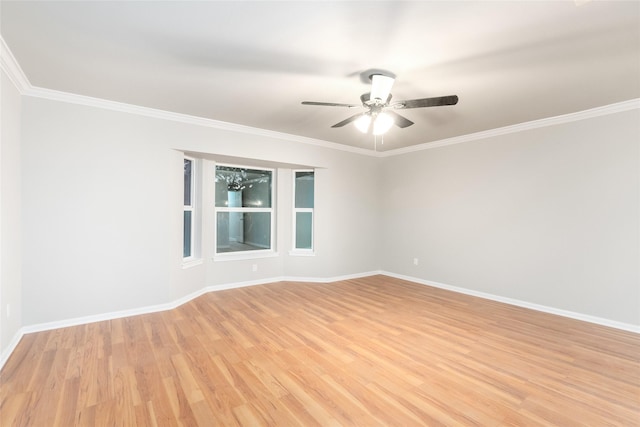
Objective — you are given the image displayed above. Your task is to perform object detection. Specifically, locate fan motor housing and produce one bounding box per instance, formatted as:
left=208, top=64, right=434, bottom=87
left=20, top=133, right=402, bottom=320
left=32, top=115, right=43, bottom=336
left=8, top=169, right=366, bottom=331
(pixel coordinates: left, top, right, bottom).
left=361, top=92, right=392, bottom=107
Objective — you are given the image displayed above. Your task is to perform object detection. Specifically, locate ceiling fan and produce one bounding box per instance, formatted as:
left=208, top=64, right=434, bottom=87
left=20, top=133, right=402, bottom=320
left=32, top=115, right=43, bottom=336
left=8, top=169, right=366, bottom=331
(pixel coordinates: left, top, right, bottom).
left=301, top=73, right=458, bottom=135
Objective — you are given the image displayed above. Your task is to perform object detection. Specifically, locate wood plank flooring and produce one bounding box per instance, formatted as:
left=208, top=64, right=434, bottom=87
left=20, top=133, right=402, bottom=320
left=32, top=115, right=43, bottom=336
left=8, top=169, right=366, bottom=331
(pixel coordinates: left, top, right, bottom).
left=1, top=275, right=639, bottom=426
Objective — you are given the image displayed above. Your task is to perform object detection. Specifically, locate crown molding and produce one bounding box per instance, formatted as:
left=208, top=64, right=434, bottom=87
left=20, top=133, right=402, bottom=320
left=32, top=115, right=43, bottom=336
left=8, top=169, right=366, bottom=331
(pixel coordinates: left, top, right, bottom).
left=26, top=86, right=378, bottom=157
left=0, top=36, right=374, bottom=157
left=378, top=98, right=640, bottom=157
left=2, top=36, right=638, bottom=159
left=0, top=37, right=30, bottom=93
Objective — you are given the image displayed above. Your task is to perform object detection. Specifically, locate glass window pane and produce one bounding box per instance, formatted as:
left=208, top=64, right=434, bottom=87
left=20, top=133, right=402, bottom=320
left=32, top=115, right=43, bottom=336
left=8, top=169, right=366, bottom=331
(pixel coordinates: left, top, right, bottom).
left=244, top=212, right=271, bottom=249
left=295, top=171, right=314, bottom=208
left=215, top=166, right=272, bottom=207
left=183, top=210, right=192, bottom=257
left=242, top=178, right=271, bottom=208
left=184, top=159, right=192, bottom=206
left=295, top=212, right=313, bottom=249
left=215, top=174, right=229, bottom=207
left=217, top=212, right=271, bottom=253
left=216, top=212, right=229, bottom=250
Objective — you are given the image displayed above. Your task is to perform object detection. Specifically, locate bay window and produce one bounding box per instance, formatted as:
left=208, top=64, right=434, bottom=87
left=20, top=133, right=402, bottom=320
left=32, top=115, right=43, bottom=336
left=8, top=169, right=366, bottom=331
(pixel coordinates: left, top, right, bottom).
left=215, top=165, right=274, bottom=255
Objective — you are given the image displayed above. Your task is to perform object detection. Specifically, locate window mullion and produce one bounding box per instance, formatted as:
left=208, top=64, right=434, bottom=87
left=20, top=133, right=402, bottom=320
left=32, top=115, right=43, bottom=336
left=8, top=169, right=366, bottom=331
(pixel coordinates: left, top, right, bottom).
left=217, top=207, right=272, bottom=213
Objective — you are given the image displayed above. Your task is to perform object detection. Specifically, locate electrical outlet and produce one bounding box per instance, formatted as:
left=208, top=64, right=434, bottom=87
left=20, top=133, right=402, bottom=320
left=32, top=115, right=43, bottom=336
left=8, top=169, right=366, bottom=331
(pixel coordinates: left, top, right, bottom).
left=6, top=304, right=10, bottom=319
left=413, top=258, right=419, bottom=266
left=252, top=264, right=258, bottom=272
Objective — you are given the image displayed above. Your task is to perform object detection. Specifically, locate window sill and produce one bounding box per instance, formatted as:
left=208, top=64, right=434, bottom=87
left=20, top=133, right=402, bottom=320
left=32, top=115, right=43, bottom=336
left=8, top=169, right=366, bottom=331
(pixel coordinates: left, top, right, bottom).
left=182, top=258, right=204, bottom=269
left=213, top=251, right=279, bottom=262
left=289, top=250, right=315, bottom=257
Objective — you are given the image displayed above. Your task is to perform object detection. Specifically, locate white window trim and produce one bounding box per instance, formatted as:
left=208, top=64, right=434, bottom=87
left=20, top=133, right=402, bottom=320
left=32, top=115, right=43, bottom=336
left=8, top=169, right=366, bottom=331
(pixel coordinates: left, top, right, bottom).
left=213, top=251, right=279, bottom=262
left=183, top=156, right=196, bottom=263
left=214, top=163, right=276, bottom=261
left=182, top=258, right=204, bottom=269
left=290, top=169, right=315, bottom=256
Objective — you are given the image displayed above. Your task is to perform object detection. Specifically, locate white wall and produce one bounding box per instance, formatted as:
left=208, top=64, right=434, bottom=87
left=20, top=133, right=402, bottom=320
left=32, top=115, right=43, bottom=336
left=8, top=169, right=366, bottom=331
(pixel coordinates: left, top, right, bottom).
left=0, top=69, right=23, bottom=356
left=21, top=98, right=175, bottom=325
left=20, top=96, right=381, bottom=325
left=380, top=110, right=640, bottom=326
left=8, top=82, right=640, bottom=349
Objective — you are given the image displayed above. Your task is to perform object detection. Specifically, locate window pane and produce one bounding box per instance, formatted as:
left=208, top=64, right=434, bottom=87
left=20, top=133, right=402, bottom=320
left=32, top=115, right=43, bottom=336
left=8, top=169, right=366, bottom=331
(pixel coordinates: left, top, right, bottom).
left=215, top=166, right=272, bottom=207
left=216, top=212, right=229, bottom=250
left=183, top=211, right=192, bottom=257
left=217, top=212, right=271, bottom=253
left=184, top=159, right=192, bottom=206
left=215, top=174, right=229, bottom=207
left=242, top=179, right=271, bottom=208
left=295, top=171, right=314, bottom=208
left=295, top=212, right=313, bottom=249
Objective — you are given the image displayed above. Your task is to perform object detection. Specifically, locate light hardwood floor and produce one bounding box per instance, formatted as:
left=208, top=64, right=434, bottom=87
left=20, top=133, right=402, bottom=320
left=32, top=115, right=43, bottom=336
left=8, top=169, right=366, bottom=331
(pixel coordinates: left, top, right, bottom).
left=1, top=275, right=639, bottom=426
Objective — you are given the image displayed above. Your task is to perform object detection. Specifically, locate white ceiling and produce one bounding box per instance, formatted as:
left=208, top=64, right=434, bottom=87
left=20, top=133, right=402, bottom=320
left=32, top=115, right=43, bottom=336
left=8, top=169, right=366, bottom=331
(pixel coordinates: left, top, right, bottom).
left=2, top=1, right=639, bottom=152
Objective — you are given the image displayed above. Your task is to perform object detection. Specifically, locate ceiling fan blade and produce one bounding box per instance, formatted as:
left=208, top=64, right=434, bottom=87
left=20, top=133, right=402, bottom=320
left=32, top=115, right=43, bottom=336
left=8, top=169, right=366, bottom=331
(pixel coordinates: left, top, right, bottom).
left=386, top=111, right=414, bottom=128
left=331, top=113, right=364, bottom=128
left=394, top=95, right=459, bottom=109
left=302, top=101, right=360, bottom=108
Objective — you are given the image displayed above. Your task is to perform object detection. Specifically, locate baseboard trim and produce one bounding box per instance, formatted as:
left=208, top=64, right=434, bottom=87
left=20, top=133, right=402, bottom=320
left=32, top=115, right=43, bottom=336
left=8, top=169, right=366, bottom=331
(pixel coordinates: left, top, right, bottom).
left=380, top=271, right=640, bottom=334
left=3, top=269, right=637, bottom=370
left=0, top=331, right=25, bottom=373
left=0, top=271, right=382, bottom=370
left=280, top=270, right=383, bottom=284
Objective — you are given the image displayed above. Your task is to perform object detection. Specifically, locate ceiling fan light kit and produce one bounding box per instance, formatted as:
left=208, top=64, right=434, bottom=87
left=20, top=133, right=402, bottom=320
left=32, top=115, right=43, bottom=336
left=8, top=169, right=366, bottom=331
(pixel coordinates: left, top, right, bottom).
left=372, top=112, right=394, bottom=135
left=354, top=114, right=372, bottom=133
left=301, top=71, right=459, bottom=140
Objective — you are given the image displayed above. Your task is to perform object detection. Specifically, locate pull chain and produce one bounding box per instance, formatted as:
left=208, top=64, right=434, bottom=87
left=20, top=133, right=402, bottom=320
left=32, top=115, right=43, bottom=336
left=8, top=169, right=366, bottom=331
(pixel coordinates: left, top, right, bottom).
left=373, top=134, right=385, bottom=151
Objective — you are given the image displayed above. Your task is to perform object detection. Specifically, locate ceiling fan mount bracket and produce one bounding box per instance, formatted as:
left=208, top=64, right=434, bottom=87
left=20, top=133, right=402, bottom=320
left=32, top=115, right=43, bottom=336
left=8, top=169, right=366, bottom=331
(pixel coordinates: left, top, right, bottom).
left=360, top=69, right=397, bottom=84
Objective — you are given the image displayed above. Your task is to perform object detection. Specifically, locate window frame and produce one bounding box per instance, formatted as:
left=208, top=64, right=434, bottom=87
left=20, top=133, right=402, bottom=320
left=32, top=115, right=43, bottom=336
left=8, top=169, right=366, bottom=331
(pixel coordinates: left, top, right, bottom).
left=213, top=163, right=277, bottom=261
left=183, top=156, right=196, bottom=262
left=291, top=169, right=315, bottom=256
